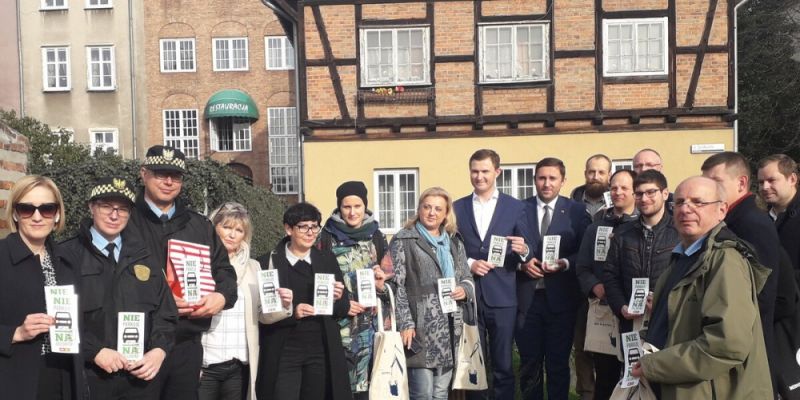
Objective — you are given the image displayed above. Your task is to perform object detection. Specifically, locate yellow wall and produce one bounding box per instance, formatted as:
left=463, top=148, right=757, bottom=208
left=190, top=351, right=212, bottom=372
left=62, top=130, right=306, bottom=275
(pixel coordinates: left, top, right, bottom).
left=303, top=128, right=734, bottom=217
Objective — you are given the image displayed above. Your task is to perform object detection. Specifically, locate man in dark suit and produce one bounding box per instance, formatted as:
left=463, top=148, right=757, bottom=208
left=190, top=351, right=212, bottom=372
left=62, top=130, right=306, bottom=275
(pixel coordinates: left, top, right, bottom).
left=517, top=157, right=591, bottom=400
left=454, top=149, right=532, bottom=400
left=758, top=154, right=800, bottom=283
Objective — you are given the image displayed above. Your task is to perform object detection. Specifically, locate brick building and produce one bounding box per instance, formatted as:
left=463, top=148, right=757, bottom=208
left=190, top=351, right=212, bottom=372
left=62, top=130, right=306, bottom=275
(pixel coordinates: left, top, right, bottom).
left=143, top=1, right=298, bottom=195
left=269, top=0, right=737, bottom=232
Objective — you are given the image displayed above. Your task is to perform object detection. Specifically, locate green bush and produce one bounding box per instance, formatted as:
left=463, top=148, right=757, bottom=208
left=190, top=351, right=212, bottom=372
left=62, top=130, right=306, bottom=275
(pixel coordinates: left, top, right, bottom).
left=1, top=109, right=286, bottom=257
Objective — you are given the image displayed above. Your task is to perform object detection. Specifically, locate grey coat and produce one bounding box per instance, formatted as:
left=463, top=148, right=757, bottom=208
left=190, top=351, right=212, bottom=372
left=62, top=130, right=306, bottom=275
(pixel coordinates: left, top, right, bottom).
left=390, top=227, right=475, bottom=369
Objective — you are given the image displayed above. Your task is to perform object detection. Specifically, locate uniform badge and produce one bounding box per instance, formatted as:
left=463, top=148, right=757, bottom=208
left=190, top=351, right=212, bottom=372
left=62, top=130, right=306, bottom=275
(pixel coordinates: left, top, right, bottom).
left=163, top=149, right=174, bottom=161
left=113, top=178, right=126, bottom=189
left=133, top=265, right=150, bottom=281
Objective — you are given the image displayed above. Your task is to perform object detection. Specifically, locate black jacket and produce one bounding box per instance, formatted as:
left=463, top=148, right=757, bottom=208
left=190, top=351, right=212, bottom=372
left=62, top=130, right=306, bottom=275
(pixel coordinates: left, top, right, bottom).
left=128, top=193, right=237, bottom=339
left=58, top=220, right=178, bottom=366
left=255, top=238, right=352, bottom=400
left=776, top=191, right=800, bottom=286
left=0, top=233, right=82, bottom=400
left=576, top=209, right=638, bottom=297
left=602, top=212, right=680, bottom=333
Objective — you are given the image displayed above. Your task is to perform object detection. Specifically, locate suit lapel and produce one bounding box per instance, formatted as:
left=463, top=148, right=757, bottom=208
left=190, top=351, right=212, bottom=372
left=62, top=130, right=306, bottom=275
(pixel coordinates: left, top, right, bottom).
left=549, top=197, right=568, bottom=234
left=527, top=196, right=541, bottom=243
left=460, top=195, right=481, bottom=239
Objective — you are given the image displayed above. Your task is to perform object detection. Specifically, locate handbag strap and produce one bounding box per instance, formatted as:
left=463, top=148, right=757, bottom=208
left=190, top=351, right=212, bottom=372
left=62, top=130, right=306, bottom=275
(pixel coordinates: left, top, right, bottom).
left=375, top=285, right=397, bottom=332
left=461, top=279, right=478, bottom=321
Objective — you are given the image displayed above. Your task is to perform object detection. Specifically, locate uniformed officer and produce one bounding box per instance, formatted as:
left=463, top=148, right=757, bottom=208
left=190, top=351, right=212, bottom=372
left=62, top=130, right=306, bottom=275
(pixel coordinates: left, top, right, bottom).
left=59, top=177, right=178, bottom=399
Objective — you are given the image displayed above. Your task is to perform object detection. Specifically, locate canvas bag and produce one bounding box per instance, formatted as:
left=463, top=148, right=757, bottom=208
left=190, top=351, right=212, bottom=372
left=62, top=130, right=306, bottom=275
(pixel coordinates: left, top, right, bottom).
left=609, top=342, right=659, bottom=400
left=452, top=281, right=489, bottom=390
left=370, top=286, right=409, bottom=400
left=584, top=298, right=621, bottom=356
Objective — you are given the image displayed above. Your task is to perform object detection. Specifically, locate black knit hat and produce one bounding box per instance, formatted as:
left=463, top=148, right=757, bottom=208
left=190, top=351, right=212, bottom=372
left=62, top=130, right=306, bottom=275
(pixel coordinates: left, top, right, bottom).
left=89, top=177, right=136, bottom=205
left=336, top=181, right=368, bottom=208
left=143, top=145, right=186, bottom=173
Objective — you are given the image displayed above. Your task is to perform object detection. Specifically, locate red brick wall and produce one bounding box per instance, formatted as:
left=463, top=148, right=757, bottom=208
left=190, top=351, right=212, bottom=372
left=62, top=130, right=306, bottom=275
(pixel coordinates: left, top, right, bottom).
left=604, top=83, right=669, bottom=109
left=483, top=88, right=548, bottom=115
left=481, top=0, right=547, bottom=16
left=554, top=0, right=595, bottom=51
left=434, top=2, right=474, bottom=56
left=435, top=63, right=475, bottom=116
left=0, top=123, right=28, bottom=237
left=555, top=58, right=596, bottom=111
left=362, top=3, right=426, bottom=19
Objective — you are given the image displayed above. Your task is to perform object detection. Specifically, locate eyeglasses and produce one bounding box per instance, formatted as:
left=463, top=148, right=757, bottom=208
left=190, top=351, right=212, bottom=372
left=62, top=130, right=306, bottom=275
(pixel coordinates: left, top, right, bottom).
left=673, top=199, right=722, bottom=210
left=149, top=170, right=183, bottom=182
left=15, top=203, right=59, bottom=219
left=633, top=162, right=662, bottom=170
left=633, top=188, right=662, bottom=199
left=294, top=223, right=321, bottom=234
left=95, top=202, right=131, bottom=217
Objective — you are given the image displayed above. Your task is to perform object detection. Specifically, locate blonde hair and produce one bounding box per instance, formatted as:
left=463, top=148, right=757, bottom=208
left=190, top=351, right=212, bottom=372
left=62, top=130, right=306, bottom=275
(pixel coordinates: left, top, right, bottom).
left=209, top=202, right=253, bottom=244
left=404, top=187, right=458, bottom=235
left=7, top=175, right=66, bottom=233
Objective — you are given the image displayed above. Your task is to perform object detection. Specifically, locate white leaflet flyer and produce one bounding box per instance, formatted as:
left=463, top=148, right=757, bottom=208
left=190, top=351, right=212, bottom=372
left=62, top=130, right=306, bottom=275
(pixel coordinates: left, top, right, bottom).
left=438, top=278, right=457, bottom=314
left=45, top=285, right=79, bottom=354
left=603, top=191, right=613, bottom=208
left=117, top=312, right=146, bottom=361
left=257, top=269, right=282, bottom=314
left=313, top=273, right=335, bottom=315
left=542, top=235, right=561, bottom=269
left=620, top=331, right=643, bottom=388
left=356, top=269, right=377, bottom=307
left=627, top=278, right=649, bottom=315
left=489, top=235, right=508, bottom=267
left=594, top=226, right=613, bottom=262
left=183, top=256, right=201, bottom=304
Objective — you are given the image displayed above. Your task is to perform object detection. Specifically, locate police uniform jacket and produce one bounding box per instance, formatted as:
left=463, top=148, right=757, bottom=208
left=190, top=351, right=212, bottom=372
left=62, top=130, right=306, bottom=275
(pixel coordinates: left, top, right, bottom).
left=58, top=220, right=178, bottom=365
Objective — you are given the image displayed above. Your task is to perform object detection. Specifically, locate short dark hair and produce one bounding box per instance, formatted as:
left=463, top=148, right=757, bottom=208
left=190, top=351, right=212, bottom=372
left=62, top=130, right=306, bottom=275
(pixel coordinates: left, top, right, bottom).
left=469, top=149, right=500, bottom=169
left=283, top=202, right=322, bottom=226
left=634, top=169, right=668, bottom=190
left=585, top=154, right=612, bottom=171
left=610, top=169, right=637, bottom=183
left=701, top=151, right=751, bottom=177
left=758, top=154, right=798, bottom=179
left=535, top=157, right=566, bottom=178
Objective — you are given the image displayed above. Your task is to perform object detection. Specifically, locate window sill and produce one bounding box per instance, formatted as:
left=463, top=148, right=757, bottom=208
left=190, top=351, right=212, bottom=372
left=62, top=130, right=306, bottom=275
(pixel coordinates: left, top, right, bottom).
left=357, top=87, right=434, bottom=104
left=479, top=80, right=551, bottom=89
left=266, top=67, right=295, bottom=71
left=43, top=88, right=71, bottom=92
left=603, top=75, right=668, bottom=84
left=212, top=68, right=250, bottom=73
left=212, top=149, right=252, bottom=153
left=84, top=6, right=112, bottom=10
left=40, top=7, right=69, bottom=12
left=160, top=70, right=197, bottom=74
left=87, top=87, right=116, bottom=92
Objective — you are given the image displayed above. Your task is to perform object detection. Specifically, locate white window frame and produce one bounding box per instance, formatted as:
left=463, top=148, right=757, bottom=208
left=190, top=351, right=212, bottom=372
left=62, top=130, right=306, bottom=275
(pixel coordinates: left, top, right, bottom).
left=373, top=169, right=419, bottom=234
left=359, top=27, right=431, bottom=87
left=162, top=109, right=199, bottom=159
left=212, top=37, right=249, bottom=72
left=603, top=18, right=668, bottom=77
left=85, top=0, right=111, bottom=9
left=210, top=117, right=252, bottom=152
left=89, top=128, right=118, bottom=153
left=42, top=46, right=71, bottom=91
left=51, top=128, right=75, bottom=143
left=479, top=22, right=550, bottom=83
left=268, top=107, right=299, bottom=195
left=612, top=159, right=634, bottom=172
left=160, top=38, right=196, bottom=73
left=265, top=36, right=295, bottom=70
left=86, top=45, right=115, bottom=91
left=497, top=164, right=537, bottom=200
left=41, top=0, right=68, bottom=10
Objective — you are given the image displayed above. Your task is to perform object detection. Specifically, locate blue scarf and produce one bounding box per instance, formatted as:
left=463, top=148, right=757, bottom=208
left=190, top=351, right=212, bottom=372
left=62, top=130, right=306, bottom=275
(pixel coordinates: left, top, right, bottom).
left=415, top=221, right=454, bottom=278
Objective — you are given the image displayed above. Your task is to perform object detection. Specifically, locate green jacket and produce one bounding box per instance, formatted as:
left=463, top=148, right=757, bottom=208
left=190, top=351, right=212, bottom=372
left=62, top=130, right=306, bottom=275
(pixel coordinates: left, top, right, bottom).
left=641, top=223, right=773, bottom=400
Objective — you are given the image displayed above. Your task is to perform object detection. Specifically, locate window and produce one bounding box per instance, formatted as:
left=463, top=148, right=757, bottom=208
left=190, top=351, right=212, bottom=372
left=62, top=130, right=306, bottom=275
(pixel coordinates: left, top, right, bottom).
left=265, top=36, right=295, bottom=70
left=42, top=47, right=70, bottom=91
left=86, top=46, right=115, bottom=90
left=86, top=0, right=111, bottom=8
left=497, top=164, right=536, bottom=200
left=90, top=129, right=118, bottom=153
left=360, top=27, right=430, bottom=87
left=374, top=170, right=418, bottom=233
left=479, top=23, right=549, bottom=83
left=213, top=38, right=248, bottom=71
left=268, top=107, right=299, bottom=194
left=41, top=0, right=67, bottom=10
left=160, top=38, right=196, bottom=72
left=612, top=160, right=633, bottom=172
left=211, top=118, right=252, bottom=152
left=163, top=109, right=199, bottom=158
left=603, top=18, right=668, bottom=77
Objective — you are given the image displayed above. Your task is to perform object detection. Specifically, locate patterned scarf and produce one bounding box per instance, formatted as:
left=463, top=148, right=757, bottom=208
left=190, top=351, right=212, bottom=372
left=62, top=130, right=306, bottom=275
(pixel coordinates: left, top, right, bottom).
left=415, top=221, right=454, bottom=278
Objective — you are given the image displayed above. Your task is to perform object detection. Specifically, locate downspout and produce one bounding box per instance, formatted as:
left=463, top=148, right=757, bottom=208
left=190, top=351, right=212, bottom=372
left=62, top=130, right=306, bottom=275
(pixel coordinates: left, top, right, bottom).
left=16, top=0, right=24, bottom=116
left=260, top=0, right=304, bottom=201
left=128, top=0, right=138, bottom=158
left=733, top=0, right=753, bottom=152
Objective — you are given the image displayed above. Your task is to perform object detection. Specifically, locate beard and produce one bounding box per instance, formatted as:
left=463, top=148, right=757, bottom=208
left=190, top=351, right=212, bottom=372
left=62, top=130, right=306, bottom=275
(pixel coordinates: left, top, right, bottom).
left=584, top=181, right=608, bottom=199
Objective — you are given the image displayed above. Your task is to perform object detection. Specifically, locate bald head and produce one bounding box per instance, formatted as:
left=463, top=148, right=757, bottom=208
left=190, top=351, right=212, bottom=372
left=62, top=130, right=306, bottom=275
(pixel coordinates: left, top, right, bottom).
left=673, top=176, right=728, bottom=246
left=633, top=149, right=663, bottom=173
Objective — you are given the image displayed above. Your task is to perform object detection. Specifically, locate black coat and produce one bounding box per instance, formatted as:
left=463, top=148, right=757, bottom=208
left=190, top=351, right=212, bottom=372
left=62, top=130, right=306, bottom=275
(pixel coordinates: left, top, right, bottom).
left=254, top=238, right=352, bottom=400
left=58, top=220, right=178, bottom=367
left=0, top=233, right=82, bottom=400
left=128, top=193, right=237, bottom=339
left=776, top=191, right=800, bottom=286
left=575, top=209, right=638, bottom=297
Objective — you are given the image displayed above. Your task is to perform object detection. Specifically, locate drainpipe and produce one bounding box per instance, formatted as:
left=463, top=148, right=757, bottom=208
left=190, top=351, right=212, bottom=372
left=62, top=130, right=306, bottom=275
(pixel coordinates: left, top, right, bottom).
left=733, top=0, right=753, bottom=152
left=16, top=0, right=24, bottom=116
left=128, top=0, right=138, bottom=158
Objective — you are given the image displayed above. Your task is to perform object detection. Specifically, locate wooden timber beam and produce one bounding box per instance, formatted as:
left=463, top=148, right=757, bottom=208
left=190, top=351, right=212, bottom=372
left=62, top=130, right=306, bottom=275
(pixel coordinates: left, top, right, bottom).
left=311, top=5, right=351, bottom=120
left=684, top=0, right=719, bottom=108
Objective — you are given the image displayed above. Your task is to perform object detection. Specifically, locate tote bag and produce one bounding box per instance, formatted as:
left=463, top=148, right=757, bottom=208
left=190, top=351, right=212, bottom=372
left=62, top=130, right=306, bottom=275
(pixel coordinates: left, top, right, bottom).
left=452, top=281, right=489, bottom=390
left=584, top=298, right=621, bottom=356
left=370, top=286, right=409, bottom=400
left=609, top=343, right=659, bottom=400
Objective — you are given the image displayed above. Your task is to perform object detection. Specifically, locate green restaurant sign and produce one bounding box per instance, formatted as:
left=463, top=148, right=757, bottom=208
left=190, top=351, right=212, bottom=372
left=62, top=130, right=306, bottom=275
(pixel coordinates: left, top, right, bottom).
left=204, top=89, right=259, bottom=120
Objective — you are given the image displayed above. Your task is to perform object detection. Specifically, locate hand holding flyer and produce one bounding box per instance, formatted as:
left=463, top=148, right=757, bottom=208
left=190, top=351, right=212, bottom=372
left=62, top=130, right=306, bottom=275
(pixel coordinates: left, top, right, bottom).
left=117, top=312, right=145, bottom=361
left=627, top=278, right=649, bottom=315
left=541, top=235, right=561, bottom=270
left=313, top=273, right=335, bottom=315
left=257, top=270, right=282, bottom=313
left=620, top=331, right=643, bottom=388
left=594, top=226, right=613, bottom=262
left=183, top=257, right=201, bottom=304
left=438, top=278, right=457, bottom=314
left=356, top=269, right=377, bottom=307
left=45, top=285, right=79, bottom=354
left=488, top=235, right=508, bottom=267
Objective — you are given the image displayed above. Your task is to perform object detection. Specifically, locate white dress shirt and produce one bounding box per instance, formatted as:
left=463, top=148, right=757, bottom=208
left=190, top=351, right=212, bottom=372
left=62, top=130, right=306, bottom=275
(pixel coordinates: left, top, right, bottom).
left=472, top=189, right=500, bottom=241
left=537, top=197, right=569, bottom=271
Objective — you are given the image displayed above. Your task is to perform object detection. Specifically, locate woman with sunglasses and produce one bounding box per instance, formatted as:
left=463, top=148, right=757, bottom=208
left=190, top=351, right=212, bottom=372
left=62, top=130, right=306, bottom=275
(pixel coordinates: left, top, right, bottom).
left=0, top=175, right=80, bottom=399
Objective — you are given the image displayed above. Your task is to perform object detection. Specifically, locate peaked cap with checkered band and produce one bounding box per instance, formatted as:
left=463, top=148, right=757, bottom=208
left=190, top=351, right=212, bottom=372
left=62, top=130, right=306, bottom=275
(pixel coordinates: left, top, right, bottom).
left=143, top=145, right=186, bottom=173
left=89, top=177, right=136, bottom=205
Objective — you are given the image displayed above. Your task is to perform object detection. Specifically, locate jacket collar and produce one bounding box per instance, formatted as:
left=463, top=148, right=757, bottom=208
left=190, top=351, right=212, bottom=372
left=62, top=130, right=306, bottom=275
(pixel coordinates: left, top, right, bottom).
left=134, top=190, right=190, bottom=225
left=7, top=232, right=40, bottom=265
left=775, top=191, right=800, bottom=228
left=73, top=218, right=150, bottom=267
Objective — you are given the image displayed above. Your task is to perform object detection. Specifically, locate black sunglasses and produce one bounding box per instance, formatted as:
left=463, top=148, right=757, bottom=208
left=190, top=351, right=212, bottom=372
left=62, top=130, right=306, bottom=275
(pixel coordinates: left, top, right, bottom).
left=15, top=203, right=59, bottom=219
